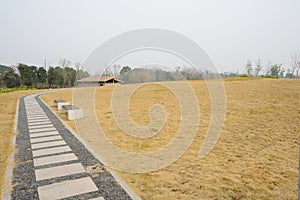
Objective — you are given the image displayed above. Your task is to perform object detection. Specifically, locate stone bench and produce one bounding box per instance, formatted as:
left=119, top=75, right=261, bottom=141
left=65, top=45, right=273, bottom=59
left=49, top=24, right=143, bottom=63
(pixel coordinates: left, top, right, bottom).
left=61, top=105, right=83, bottom=120
left=52, top=99, right=70, bottom=111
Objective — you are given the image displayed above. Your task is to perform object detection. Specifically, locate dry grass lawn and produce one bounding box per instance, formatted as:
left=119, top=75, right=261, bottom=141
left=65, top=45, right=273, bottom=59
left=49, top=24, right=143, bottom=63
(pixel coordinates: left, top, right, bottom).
left=41, top=78, right=300, bottom=200
left=0, top=90, right=44, bottom=198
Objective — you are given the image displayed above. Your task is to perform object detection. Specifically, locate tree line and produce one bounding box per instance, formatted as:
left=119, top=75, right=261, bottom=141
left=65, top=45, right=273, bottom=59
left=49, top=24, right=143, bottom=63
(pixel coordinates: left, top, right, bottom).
left=244, top=53, right=300, bottom=78
left=244, top=59, right=285, bottom=78
left=118, top=66, right=220, bottom=84
left=115, top=59, right=300, bottom=84
left=114, top=53, right=300, bottom=83
left=0, top=60, right=89, bottom=88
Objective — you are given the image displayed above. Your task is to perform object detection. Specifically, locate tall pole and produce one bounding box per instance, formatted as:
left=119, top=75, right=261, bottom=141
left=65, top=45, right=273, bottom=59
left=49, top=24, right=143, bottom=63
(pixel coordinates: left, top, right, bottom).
left=44, top=59, right=47, bottom=71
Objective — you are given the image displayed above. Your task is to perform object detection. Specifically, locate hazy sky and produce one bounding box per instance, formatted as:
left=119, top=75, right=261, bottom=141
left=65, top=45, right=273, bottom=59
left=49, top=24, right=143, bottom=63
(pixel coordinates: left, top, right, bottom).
left=1, top=0, right=299, bottom=73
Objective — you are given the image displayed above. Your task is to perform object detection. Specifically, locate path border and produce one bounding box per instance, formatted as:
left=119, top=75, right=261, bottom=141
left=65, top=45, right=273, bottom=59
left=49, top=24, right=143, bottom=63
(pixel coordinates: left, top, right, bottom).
left=1, top=98, right=19, bottom=200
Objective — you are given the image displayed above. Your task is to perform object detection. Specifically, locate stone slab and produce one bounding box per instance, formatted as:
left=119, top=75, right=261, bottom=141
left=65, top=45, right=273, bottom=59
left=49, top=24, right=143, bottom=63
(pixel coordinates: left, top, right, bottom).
left=28, top=120, right=51, bottom=124
left=27, top=116, right=48, bottom=120
left=30, top=131, right=59, bottom=138
left=26, top=112, right=45, bottom=115
left=32, top=145, right=72, bottom=157
left=35, top=163, right=85, bottom=181
left=26, top=113, right=44, bottom=115
left=89, top=197, right=105, bottom=200
left=29, top=127, right=57, bottom=133
left=31, top=140, right=66, bottom=150
left=27, top=117, right=49, bottom=121
left=26, top=107, right=41, bottom=109
left=26, top=108, right=44, bottom=110
left=27, top=115, right=46, bottom=118
left=27, top=115, right=47, bottom=119
left=27, top=118, right=49, bottom=122
left=33, top=153, right=77, bottom=167
left=28, top=121, right=52, bottom=126
left=29, top=124, right=54, bottom=130
left=26, top=106, right=38, bottom=108
left=26, top=106, right=39, bottom=108
left=30, top=135, right=63, bottom=143
left=26, top=112, right=44, bottom=115
left=38, top=177, right=98, bottom=200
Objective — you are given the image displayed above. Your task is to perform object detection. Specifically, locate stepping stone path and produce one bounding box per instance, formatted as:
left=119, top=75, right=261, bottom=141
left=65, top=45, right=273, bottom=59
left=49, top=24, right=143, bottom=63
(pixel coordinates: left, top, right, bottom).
left=10, top=94, right=135, bottom=200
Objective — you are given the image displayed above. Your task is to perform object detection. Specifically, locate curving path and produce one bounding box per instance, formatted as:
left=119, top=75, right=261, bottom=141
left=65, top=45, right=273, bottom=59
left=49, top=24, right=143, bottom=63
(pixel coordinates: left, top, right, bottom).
left=8, top=93, right=136, bottom=200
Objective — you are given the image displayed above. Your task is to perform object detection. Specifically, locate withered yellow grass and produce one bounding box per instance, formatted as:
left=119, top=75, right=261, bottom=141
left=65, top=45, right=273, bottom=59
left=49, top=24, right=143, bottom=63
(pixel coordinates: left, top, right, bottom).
left=41, top=78, right=299, bottom=200
left=0, top=90, right=44, bottom=199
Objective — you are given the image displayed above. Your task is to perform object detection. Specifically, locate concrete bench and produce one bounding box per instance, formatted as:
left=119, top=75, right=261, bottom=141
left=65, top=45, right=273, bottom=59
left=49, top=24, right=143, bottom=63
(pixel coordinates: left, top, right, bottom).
left=61, top=105, right=83, bottom=120
left=52, top=99, right=70, bottom=111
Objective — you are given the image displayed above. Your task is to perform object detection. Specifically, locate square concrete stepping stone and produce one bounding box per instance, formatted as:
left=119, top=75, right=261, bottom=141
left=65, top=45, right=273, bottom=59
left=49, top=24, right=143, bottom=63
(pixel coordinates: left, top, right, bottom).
left=38, top=177, right=98, bottom=200
left=35, top=163, right=85, bottom=181
left=33, top=153, right=78, bottom=167
left=30, top=135, right=63, bottom=143
left=29, top=127, right=56, bottom=133
left=32, top=146, right=72, bottom=157
left=89, top=197, right=105, bottom=200
left=30, top=131, right=59, bottom=138
left=31, top=140, right=66, bottom=150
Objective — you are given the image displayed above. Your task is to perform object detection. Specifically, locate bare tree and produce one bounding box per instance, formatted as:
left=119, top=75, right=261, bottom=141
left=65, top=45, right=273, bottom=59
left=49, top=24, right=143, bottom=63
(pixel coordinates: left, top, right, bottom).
left=103, top=67, right=113, bottom=76
left=74, top=62, right=81, bottom=71
left=58, top=58, right=71, bottom=86
left=112, top=64, right=122, bottom=77
left=59, top=58, right=71, bottom=69
left=245, top=59, right=252, bottom=76
left=254, top=59, right=263, bottom=77
left=290, top=52, right=300, bottom=78
left=264, top=60, right=272, bottom=76
left=296, top=61, right=300, bottom=78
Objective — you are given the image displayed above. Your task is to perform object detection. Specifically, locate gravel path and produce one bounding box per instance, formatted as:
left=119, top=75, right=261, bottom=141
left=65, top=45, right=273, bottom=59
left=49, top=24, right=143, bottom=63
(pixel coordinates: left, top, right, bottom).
left=10, top=93, right=135, bottom=200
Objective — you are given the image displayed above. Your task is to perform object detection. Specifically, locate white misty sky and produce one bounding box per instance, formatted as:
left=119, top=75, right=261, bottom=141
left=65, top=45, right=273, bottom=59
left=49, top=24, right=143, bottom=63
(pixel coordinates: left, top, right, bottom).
left=0, top=0, right=299, bottom=73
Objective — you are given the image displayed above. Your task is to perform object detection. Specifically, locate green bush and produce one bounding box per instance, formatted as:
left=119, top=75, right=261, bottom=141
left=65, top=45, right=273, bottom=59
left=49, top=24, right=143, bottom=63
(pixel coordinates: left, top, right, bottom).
left=260, top=75, right=278, bottom=79
left=0, top=87, right=36, bottom=94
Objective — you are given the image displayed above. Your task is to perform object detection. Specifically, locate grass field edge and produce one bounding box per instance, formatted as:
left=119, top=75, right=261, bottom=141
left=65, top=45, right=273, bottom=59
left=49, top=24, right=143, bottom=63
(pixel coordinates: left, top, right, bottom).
left=1, top=97, right=19, bottom=200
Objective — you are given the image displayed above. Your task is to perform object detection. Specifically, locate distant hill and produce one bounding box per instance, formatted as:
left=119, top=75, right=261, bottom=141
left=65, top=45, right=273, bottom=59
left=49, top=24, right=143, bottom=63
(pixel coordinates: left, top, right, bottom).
left=0, top=64, right=9, bottom=72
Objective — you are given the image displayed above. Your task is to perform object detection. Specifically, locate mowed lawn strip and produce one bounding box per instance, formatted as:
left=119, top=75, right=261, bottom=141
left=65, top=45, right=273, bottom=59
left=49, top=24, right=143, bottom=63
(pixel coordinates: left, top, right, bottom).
left=41, top=78, right=300, bottom=200
left=0, top=90, right=44, bottom=198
